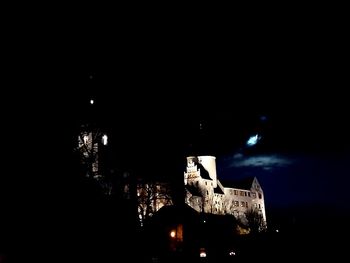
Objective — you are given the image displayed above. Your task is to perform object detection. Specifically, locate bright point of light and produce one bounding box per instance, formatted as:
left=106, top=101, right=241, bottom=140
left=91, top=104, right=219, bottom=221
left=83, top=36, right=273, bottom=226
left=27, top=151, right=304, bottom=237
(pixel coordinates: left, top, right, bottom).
left=203, top=220, right=206, bottom=223
left=102, top=134, right=108, bottom=145
left=276, top=229, right=279, bottom=233
left=229, top=251, right=236, bottom=256
left=170, top=230, right=176, bottom=238
left=90, top=99, right=94, bottom=105
left=83, top=135, right=89, bottom=144
left=200, top=251, right=207, bottom=258
left=246, top=134, right=260, bottom=147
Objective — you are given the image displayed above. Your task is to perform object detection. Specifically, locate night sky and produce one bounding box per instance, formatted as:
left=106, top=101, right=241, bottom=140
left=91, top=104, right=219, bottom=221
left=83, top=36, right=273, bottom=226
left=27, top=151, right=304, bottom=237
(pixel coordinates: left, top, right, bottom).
left=71, top=58, right=350, bottom=224
left=60, top=19, right=350, bottom=228
left=1, top=14, right=349, bottom=254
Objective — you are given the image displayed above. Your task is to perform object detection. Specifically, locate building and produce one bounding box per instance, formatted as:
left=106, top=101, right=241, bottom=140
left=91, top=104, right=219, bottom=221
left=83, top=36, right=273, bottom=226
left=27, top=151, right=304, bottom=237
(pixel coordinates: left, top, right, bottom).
left=184, top=156, right=266, bottom=223
left=134, top=155, right=266, bottom=226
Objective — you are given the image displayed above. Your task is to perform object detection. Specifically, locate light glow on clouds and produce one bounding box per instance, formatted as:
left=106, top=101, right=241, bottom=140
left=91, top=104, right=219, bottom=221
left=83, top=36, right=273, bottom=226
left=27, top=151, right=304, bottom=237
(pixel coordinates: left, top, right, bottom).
left=231, top=155, right=292, bottom=169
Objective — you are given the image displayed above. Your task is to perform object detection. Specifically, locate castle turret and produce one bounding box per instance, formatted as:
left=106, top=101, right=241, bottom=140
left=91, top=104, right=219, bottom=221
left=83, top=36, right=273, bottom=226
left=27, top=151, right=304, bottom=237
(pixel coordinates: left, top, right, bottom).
left=197, top=156, right=217, bottom=188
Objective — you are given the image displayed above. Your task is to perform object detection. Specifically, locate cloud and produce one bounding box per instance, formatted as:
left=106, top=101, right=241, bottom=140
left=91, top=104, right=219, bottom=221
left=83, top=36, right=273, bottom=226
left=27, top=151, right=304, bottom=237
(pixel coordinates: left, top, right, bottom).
left=230, top=155, right=292, bottom=169
left=233, top=153, right=244, bottom=159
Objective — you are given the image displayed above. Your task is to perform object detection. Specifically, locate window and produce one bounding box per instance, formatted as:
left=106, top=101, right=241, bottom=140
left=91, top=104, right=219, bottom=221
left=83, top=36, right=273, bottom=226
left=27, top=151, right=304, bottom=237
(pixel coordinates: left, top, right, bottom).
left=206, top=190, right=208, bottom=195
left=241, top=201, right=245, bottom=207
left=252, top=192, right=256, bottom=198
left=258, top=193, right=262, bottom=199
left=205, top=182, right=207, bottom=185
left=234, top=190, right=238, bottom=195
left=245, top=202, right=248, bottom=208
left=234, top=201, right=239, bottom=207
left=248, top=192, right=251, bottom=197
left=258, top=204, right=261, bottom=208
left=240, top=191, right=245, bottom=196
left=102, top=134, right=108, bottom=145
left=245, top=192, right=247, bottom=196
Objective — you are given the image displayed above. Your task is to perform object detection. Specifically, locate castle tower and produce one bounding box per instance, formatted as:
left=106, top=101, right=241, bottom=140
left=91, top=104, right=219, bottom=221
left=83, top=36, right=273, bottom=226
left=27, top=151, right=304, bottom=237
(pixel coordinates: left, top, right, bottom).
left=197, top=156, right=217, bottom=188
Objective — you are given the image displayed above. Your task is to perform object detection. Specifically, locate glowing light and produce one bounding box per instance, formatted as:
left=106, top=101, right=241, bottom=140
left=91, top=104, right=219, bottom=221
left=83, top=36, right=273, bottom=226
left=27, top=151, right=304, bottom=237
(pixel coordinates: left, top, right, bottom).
left=246, top=134, right=260, bottom=147
left=102, top=134, right=108, bottom=145
left=229, top=251, right=236, bottom=256
left=83, top=135, right=89, bottom=144
left=170, top=230, right=176, bottom=238
left=90, top=99, right=94, bottom=105
left=276, top=229, right=279, bottom=233
left=199, top=248, right=207, bottom=258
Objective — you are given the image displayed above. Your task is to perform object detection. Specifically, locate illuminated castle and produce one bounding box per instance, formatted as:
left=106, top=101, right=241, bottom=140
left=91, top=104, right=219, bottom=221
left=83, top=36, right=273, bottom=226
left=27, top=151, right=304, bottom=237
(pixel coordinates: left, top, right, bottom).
left=184, top=155, right=266, bottom=223
left=135, top=154, right=266, bottom=227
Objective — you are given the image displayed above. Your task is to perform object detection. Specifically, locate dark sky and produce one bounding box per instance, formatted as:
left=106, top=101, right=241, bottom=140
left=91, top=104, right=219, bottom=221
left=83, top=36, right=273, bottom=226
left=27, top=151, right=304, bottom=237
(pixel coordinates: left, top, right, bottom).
left=2, top=11, right=350, bottom=262
left=2, top=14, right=349, bottom=232
left=58, top=18, right=350, bottom=223
left=70, top=55, right=350, bottom=220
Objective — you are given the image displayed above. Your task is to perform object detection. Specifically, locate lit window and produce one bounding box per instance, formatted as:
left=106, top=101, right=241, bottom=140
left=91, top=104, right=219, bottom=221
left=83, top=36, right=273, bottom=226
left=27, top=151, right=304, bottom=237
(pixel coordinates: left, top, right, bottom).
left=102, top=134, right=108, bottom=145
left=170, top=230, right=176, bottom=238
left=83, top=135, right=89, bottom=144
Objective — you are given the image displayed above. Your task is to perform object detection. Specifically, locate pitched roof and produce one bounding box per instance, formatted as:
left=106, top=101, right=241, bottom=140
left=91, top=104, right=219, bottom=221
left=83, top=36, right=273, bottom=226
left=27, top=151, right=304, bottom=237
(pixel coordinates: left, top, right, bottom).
left=214, top=186, right=225, bottom=195
left=221, top=177, right=255, bottom=190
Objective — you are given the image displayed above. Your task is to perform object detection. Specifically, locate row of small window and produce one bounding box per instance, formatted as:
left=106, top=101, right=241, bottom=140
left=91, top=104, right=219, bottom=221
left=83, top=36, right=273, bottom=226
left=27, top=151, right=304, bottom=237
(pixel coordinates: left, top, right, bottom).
left=232, top=201, right=246, bottom=207
left=231, top=201, right=261, bottom=209
left=229, top=189, right=262, bottom=199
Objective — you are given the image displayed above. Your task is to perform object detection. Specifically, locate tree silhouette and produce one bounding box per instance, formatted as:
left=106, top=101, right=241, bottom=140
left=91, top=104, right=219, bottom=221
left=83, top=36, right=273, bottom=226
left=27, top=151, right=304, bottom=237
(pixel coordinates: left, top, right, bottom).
left=77, top=124, right=113, bottom=195
left=137, top=181, right=173, bottom=225
left=245, top=208, right=267, bottom=234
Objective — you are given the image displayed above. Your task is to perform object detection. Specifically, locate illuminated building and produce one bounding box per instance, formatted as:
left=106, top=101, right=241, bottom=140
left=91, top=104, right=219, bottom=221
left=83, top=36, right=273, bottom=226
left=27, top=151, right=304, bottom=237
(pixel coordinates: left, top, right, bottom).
left=184, top=156, right=266, bottom=223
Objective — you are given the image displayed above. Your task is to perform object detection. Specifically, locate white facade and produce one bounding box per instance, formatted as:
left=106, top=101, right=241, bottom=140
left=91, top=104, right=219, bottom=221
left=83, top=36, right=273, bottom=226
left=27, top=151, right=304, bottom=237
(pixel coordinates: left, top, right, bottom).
left=184, top=156, right=266, bottom=223
left=135, top=155, right=267, bottom=227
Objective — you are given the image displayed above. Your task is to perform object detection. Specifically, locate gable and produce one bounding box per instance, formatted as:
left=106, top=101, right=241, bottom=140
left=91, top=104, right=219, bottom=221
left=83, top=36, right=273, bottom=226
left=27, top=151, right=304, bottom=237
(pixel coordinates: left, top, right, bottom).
left=252, top=177, right=262, bottom=192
